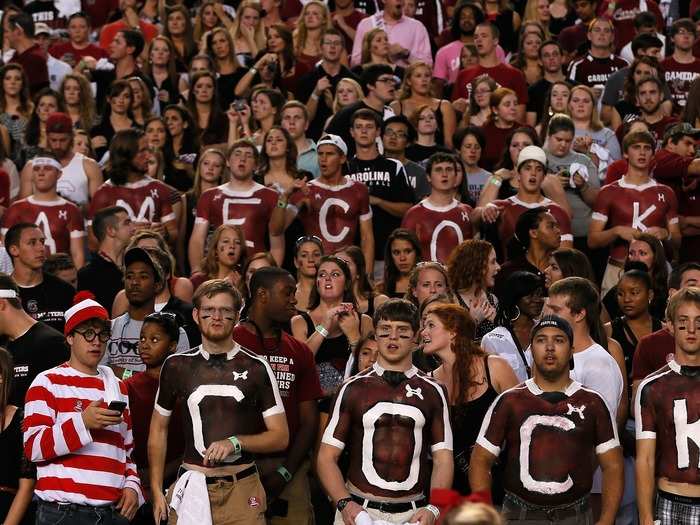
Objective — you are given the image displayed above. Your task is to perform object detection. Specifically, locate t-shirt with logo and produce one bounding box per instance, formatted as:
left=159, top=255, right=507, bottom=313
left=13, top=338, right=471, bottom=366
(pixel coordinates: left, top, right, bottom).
left=17, top=273, right=74, bottom=334
left=346, top=155, right=415, bottom=261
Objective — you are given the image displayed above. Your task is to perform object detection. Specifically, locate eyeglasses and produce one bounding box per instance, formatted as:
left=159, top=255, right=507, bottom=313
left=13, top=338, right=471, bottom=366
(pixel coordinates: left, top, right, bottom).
left=384, top=129, right=408, bottom=139
left=75, top=328, right=111, bottom=343
left=322, top=40, right=343, bottom=47
left=376, top=76, right=399, bottom=85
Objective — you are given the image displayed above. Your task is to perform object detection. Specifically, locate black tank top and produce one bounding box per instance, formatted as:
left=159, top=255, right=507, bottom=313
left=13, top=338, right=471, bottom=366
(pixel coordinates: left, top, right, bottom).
left=301, top=311, right=350, bottom=396
left=432, top=356, right=499, bottom=494
left=611, top=316, right=662, bottom=385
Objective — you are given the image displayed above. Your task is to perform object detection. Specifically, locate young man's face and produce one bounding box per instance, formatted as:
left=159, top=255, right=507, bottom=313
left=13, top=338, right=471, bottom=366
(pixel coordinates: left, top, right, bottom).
left=350, top=118, right=379, bottom=148
left=573, top=0, right=596, bottom=21
left=10, top=227, right=46, bottom=270
left=382, top=122, right=409, bottom=154
left=68, top=319, right=111, bottom=371
left=542, top=294, right=578, bottom=328
left=672, top=26, right=695, bottom=52
left=670, top=302, right=700, bottom=356
left=637, top=46, right=662, bottom=60
left=228, top=147, right=257, bottom=181
left=194, top=291, right=238, bottom=342
left=263, top=275, right=298, bottom=324
left=540, top=44, right=563, bottom=74
left=321, top=33, right=343, bottom=62
left=588, top=20, right=614, bottom=49
left=473, top=25, right=496, bottom=57
left=531, top=326, right=572, bottom=380
left=32, top=164, right=60, bottom=193
left=124, top=261, right=159, bottom=307
left=48, top=132, right=73, bottom=158
left=375, top=319, right=415, bottom=365
left=109, top=32, right=131, bottom=61
left=624, top=142, right=653, bottom=170
left=111, top=211, right=135, bottom=245
left=516, top=160, right=545, bottom=194
left=281, top=107, right=308, bottom=140
left=318, top=145, right=345, bottom=177
left=667, top=135, right=697, bottom=158
left=428, top=161, right=458, bottom=192
left=534, top=212, right=562, bottom=251
left=68, top=16, right=89, bottom=44
left=636, top=82, right=661, bottom=115
left=370, top=75, right=397, bottom=104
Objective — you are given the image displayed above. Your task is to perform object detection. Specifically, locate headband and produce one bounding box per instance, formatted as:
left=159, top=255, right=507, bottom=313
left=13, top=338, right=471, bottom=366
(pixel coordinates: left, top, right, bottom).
left=0, top=289, right=18, bottom=298
left=32, top=157, right=63, bottom=170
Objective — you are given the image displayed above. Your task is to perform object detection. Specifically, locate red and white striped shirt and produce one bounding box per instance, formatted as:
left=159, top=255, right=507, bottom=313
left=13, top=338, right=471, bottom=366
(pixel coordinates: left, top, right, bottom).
left=23, top=363, right=144, bottom=507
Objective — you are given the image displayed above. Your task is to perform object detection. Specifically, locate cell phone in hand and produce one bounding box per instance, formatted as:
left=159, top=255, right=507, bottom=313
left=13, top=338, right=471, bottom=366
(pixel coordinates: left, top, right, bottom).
left=108, top=401, right=127, bottom=414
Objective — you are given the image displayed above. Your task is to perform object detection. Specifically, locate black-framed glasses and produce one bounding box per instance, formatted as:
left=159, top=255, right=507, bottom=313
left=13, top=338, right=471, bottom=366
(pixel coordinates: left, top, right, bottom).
left=75, top=328, right=111, bottom=343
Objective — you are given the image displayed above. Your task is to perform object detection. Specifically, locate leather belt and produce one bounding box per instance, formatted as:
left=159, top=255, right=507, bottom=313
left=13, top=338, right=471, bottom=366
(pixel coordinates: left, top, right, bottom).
left=205, top=465, right=258, bottom=484
left=351, top=494, right=426, bottom=513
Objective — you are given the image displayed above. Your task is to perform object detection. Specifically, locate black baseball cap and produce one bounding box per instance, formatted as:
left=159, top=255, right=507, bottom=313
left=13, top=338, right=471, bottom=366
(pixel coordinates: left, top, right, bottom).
left=124, top=247, right=164, bottom=283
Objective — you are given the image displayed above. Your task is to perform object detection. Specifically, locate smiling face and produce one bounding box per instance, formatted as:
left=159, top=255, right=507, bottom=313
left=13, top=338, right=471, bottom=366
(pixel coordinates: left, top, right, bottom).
left=316, top=261, right=346, bottom=300
left=420, top=312, right=454, bottom=354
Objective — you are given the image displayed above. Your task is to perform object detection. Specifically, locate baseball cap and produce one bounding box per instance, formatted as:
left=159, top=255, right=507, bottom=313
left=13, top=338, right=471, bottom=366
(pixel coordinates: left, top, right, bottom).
left=124, top=247, right=165, bottom=283
left=530, top=315, right=574, bottom=345
left=663, top=122, right=700, bottom=143
left=34, top=23, right=51, bottom=36
left=317, top=134, right=348, bottom=156
left=517, top=145, right=548, bottom=171
left=64, top=291, right=109, bottom=335
left=46, top=112, right=73, bottom=135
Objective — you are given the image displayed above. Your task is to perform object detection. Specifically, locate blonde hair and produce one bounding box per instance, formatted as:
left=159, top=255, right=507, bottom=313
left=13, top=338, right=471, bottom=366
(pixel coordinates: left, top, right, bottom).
left=569, top=85, right=604, bottom=131
left=333, top=78, right=363, bottom=113
left=230, top=1, right=266, bottom=53
left=361, top=28, right=388, bottom=64
left=191, top=148, right=229, bottom=200
left=444, top=503, right=504, bottom=525
left=293, top=1, right=332, bottom=55
left=399, top=61, right=432, bottom=101
left=202, top=224, right=247, bottom=277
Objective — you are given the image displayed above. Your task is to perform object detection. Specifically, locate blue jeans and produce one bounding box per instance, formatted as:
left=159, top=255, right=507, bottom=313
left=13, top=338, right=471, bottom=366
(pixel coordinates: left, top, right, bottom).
left=36, top=501, right=130, bottom=525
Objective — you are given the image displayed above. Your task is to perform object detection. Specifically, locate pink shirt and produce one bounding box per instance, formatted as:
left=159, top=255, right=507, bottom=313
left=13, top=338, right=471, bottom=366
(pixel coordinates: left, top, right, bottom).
left=433, top=41, right=507, bottom=84
left=351, top=12, right=433, bottom=67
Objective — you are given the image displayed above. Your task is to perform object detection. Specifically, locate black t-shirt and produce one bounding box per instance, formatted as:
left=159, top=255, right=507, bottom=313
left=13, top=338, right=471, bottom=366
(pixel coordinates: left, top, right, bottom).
left=5, top=322, right=69, bottom=406
left=163, top=296, right=200, bottom=349
left=77, top=254, right=124, bottom=311
left=346, top=155, right=416, bottom=260
left=527, top=78, right=553, bottom=124
left=18, top=273, right=74, bottom=334
left=217, top=69, right=248, bottom=114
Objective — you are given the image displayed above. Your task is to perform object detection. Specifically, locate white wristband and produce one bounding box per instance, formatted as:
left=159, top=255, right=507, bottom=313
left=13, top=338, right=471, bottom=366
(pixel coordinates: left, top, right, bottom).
left=425, top=504, right=440, bottom=520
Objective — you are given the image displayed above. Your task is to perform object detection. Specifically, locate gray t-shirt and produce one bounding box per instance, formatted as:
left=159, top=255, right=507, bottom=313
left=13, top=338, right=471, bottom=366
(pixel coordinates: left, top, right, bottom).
left=105, top=313, right=191, bottom=371
left=403, top=159, right=431, bottom=200
left=546, top=149, right=599, bottom=238
left=574, top=127, right=622, bottom=163
left=466, top=167, right=492, bottom=204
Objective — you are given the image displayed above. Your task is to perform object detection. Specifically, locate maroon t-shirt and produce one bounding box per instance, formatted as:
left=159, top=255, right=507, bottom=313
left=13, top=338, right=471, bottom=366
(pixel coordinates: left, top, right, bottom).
left=598, top=0, right=663, bottom=53
left=81, top=0, right=119, bottom=29
left=558, top=23, right=587, bottom=55
left=652, top=147, right=695, bottom=197
left=9, top=44, right=49, bottom=96
left=232, top=324, right=323, bottom=441
left=49, top=42, right=109, bottom=64
left=661, top=57, right=700, bottom=110
left=451, top=63, right=528, bottom=104
left=125, top=371, right=184, bottom=472
left=631, top=328, right=674, bottom=382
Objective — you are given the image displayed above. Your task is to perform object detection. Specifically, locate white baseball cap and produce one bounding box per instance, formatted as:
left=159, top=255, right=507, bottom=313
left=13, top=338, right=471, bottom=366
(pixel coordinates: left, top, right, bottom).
left=317, top=134, right=348, bottom=156
left=517, top=145, right=547, bottom=171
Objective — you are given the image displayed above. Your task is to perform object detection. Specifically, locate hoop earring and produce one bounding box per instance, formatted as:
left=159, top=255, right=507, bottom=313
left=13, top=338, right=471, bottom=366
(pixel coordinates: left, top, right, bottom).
left=510, top=306, right=521, bottom=322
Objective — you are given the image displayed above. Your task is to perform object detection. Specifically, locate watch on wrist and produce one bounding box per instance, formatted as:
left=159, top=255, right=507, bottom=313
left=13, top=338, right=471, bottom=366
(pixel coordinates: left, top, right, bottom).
left=336, top=497, right=352, bottom=512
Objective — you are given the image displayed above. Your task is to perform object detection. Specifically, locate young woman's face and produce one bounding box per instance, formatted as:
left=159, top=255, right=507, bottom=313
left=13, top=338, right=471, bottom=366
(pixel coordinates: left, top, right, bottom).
left=245, top=258, right=272, bottom=288
left=633, top=62, right=656, bottom=84
left=193, top=76, right=215, bottom=104
left=241, top=7, right=260, bottom=28
left=217, top=228, right=243, bottom=267
left=211, top=31, right=231, bottom=59
left=544, top=255, right=563, bottom=288
left=472, top=81, right=492, bottom=111
left=484, top=248, right=500, bottom=288
left=357, top=338, right=379, bottom=371
left=202, top=5, right=219, bottom=29
left=264, top=128, right=287, bottom=158
left=316, top=262, right=346, bottom=299
left=2, top=68, right=22, bottom=96
left=150, top=39, right=171, bottom=66
left=303, top=4, right=324, bottom=30
left=569, top=89, right=593, bottom=121
left=460, top=46, right=477, bottom=69
left=523, top=33, right=542, bottom=59
left=164, top=109, right=185, bottom=137
left=408, top=65, right=432, bottom=96
left=391, top=239, right=417, bottom=275
left=421, top=313, right=453, bottom=354
left=509, top=132, right=534, bottom=164
left=267, top=29, right=284, bottom=53
left=460, top=133, right=482, bottom=166
left=370, top=31, right=390, bottom=57
left=536, top=0, right=550, bottom=20
left=190, top=58, right=210, bottom=75
left=517, top=287, right=546, bottom=319
left=628, top=239, right=654, bottom=270
left=129, top=80, right=143, bottom=108
left=139, top=322, right=175, bottom=368
left=495, top=94, right=518, bottom=124
left=37, top=95, right=59, bottom=122
left=110, top=88, right=132, bottom=114
left=146, top=154, right=161, bottom=178
left=252, top=93, right=274, bottom=121
left=617, top=277, right=651, bottom=319
left=550, top=84, right=571, bottom=112
left=145, top=119, right=167, bottom=148
left=73, top=133, right=90, bottom=155
left=199, top=152, right=225, bottom=183
left=63, top=78, right=81, bottom=105
left=417, top=108, right=438, bottom=134
left=295, top=241, right=322, bottom=278
left=337, top=83, right=359, bottom=106
left=167, top=11, right=187, bottom=35
left=414, top=268, right=447, bottom=305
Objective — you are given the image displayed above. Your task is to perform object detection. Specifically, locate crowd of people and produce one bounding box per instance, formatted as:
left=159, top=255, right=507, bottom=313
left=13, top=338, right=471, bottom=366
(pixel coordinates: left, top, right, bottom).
left=0, top=0, right=699, bottom=523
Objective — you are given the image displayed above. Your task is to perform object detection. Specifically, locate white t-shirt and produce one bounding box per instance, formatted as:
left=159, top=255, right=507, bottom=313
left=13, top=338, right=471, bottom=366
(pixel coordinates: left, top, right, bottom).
left=481, top=326, right=531, bottom=383
left=570, top=342, right=623, bottom=418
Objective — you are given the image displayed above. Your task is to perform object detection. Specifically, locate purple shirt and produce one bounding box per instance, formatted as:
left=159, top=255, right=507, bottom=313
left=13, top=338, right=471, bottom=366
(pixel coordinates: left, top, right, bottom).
left=351, top=12, right=432, bottom=67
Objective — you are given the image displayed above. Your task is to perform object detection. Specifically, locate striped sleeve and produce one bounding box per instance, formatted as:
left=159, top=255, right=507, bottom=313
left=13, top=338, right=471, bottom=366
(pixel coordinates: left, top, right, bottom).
left=119, top=382, right=144, bottom=506
left=23, top=372, right=93, bottom=462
